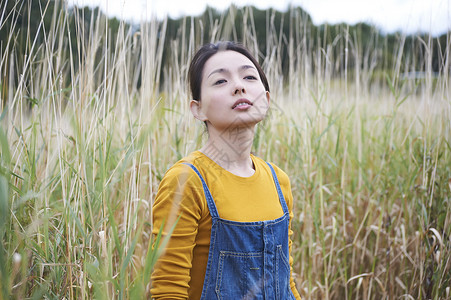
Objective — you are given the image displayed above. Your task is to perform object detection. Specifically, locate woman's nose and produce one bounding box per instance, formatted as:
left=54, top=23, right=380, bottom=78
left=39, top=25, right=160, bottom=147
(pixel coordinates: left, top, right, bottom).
left=234, top=87, right=245, bottom=95
left=233, top=80, right=246, bottom=94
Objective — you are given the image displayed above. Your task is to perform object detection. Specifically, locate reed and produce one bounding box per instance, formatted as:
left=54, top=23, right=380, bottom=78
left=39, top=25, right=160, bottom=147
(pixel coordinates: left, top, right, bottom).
left=0, top=1, right=449, bottom=299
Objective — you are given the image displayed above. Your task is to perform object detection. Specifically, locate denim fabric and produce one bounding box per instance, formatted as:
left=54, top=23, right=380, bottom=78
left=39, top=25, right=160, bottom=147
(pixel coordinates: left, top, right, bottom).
left=184, top=162, right=296, bottom=300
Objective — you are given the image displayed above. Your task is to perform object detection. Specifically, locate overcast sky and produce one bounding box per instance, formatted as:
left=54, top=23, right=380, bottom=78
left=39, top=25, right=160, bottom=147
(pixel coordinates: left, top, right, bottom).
left=67, top=0, right=450, bottom=36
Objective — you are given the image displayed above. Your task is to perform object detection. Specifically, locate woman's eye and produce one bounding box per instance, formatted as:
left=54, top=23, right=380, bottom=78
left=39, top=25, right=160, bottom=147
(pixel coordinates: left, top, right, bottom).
left=214, top=79, right=227, bottom=85
left=245, top=75, right=257, bottom=80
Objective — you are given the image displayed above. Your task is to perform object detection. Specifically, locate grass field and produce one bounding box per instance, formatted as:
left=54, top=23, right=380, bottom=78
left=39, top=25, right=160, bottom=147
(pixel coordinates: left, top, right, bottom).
left=0, top=2, right=450, bottom=299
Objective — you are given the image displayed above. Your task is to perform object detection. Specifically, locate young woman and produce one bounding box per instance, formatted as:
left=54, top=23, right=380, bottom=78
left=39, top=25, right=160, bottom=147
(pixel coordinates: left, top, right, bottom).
left=151, top=41, right=301, bottom=300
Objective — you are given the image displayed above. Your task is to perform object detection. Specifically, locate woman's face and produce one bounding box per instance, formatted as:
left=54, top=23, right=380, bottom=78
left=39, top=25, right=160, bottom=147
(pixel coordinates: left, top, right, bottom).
left=192, top=50, right=270, bottom=131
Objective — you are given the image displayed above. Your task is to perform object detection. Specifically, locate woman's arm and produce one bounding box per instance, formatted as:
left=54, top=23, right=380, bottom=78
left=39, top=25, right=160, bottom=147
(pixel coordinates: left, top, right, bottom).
left=150, top=164, right=205, bottom=299
left=288, top=200, right=302, bottom=300
left=272, top=164, right=302, bottom=300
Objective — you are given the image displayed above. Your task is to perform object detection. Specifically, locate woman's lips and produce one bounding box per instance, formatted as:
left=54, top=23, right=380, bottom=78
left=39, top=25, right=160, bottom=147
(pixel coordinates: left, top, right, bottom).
left=232, top=99, right=253, bottom=109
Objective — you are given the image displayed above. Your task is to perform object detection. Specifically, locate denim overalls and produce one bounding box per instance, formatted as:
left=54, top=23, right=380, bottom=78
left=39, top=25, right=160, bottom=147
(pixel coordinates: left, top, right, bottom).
left=184, top=162, right=296, bottom=300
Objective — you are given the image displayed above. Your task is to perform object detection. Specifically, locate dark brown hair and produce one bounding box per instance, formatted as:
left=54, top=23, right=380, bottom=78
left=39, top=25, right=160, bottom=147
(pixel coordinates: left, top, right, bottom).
left=188, top=41, right=270, bottom=101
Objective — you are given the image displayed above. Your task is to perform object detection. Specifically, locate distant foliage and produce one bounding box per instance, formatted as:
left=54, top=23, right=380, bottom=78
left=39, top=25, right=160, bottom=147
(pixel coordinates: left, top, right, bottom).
left=1, top=0, right=448, bottom=96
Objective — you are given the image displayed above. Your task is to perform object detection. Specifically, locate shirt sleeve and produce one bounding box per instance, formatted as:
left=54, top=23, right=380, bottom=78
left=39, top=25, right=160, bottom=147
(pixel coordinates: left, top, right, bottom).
left=272, top=164, right=302, bottom=300
left=150, top=163, right=206, bottom=299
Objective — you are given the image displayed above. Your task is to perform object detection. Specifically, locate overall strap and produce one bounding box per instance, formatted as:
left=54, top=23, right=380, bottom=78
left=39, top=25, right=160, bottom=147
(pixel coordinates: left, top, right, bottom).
left=182, top=163, right=220, bottom=219
left=265, top=162, right=289, bottom=215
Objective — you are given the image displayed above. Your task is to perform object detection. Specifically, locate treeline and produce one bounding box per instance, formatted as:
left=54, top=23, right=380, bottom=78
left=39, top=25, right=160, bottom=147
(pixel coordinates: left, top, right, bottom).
left=164, top=5, right=448, bottom=78
left=1, top=0, right=449, bottom=96
left=0, top=1, right=123, bottom=93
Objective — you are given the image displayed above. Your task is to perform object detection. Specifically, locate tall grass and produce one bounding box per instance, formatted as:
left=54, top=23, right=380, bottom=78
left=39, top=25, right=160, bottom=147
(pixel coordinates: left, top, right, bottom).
left=0, top=1, right=450, bottom=299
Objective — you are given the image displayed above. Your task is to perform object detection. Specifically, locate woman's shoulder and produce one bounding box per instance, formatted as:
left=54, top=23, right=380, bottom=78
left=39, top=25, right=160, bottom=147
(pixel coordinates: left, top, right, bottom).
left=153, top=152, right=208, bottom=226
left=154, top=152, right=207, bottom=207
left=252, top=155, right=290, bottom=184
left=252, top=155, right=294, bottom=208
left=157, top=152, right=204, bottom=186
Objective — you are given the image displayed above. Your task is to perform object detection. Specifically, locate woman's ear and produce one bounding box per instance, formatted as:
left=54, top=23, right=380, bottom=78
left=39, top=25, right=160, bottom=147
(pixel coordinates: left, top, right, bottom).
left=265, top=91, right=270, bottom=104
left=190, top=100, right=208, bottom=121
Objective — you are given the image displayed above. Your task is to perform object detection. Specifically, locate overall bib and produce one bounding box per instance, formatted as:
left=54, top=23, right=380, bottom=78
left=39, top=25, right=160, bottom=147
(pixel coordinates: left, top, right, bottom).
left=184, top=162, right=296, bottom=300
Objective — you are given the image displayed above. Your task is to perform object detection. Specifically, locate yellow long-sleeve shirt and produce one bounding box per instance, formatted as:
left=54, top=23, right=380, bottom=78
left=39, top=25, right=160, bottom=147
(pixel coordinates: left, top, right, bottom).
left=151, top=151, right=301, bottom=299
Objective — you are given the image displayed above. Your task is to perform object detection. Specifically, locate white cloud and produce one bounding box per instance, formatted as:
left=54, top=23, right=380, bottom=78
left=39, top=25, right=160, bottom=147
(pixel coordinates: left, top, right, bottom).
left=67, top=0, right=451, bottom=35
left=298, top=0, right=450, bottom=35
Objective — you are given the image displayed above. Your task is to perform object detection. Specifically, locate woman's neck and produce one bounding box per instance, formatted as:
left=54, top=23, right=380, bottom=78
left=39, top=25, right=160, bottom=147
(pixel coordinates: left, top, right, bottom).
left=200, top=125, right=255, bottom=177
